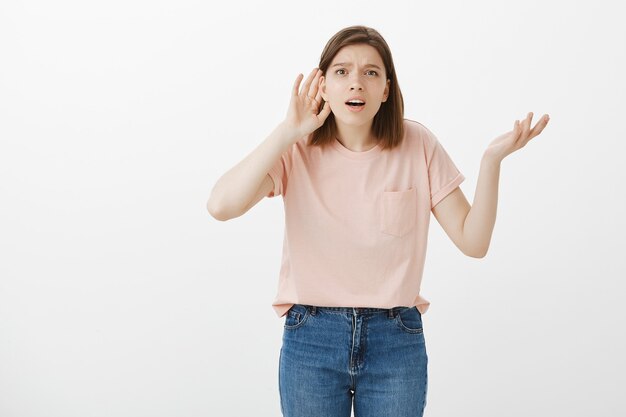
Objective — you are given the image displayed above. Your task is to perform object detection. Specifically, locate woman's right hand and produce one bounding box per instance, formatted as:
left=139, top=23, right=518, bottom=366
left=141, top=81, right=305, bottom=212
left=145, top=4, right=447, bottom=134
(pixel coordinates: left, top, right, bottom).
left=282, top=68, right=332, bottom=140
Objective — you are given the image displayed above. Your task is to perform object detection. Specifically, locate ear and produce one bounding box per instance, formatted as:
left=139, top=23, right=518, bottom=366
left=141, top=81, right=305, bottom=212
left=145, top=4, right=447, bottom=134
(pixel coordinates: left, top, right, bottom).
left=382, top=79, right=390, bottom=102
left=319, top=76, right=327, bottom=101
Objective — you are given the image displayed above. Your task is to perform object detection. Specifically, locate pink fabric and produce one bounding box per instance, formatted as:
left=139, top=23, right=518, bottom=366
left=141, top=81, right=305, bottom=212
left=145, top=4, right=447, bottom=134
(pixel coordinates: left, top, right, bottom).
left=266, top=118, right=465, bottom=318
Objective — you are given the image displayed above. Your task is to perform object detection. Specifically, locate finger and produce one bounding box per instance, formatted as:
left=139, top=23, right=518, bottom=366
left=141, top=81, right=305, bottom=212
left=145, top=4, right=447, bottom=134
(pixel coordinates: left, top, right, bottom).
left=522, top=112, right=533, bottom=136
left=292, top=73, right=303, bottom=97
left=318, top=99, right=332, bottom=119
left=516, top=113, right=530, bottom=143
left=528, top=114, right=550, bottom=138
left=314, top=78, right=323, bottom=104
left=308, top=69, right=322, bottom=100
left=514, top=120, right=521, bottom=137
left=300, top=68, right=319, bottom=96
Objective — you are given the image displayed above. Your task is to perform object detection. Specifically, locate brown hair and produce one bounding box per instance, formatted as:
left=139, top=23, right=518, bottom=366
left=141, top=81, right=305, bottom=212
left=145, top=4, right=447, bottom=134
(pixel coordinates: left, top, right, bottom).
left=309, top=25, right=405, bottom=151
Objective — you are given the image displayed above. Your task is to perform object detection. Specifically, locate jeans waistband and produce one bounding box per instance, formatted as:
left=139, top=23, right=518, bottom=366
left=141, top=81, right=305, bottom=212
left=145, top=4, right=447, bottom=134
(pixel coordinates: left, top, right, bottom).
left=298, top=304, right=410, bottom=318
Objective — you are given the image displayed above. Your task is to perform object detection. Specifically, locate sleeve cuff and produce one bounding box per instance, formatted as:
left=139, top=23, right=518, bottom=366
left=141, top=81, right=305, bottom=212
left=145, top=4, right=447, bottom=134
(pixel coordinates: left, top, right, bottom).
left=266, top=164, right=282, bottom=197
left=431, top=172, right=465, bottom=209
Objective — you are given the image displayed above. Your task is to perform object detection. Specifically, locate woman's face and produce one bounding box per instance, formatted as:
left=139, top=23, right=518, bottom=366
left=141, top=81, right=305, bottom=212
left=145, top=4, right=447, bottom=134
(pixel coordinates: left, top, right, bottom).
left=320, top=44, right=390, bottom=124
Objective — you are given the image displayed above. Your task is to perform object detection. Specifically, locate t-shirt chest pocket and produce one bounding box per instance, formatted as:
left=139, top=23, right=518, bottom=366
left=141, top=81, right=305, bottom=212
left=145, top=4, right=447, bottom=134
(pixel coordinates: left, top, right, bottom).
left=380, top=187, right=417, bottom=237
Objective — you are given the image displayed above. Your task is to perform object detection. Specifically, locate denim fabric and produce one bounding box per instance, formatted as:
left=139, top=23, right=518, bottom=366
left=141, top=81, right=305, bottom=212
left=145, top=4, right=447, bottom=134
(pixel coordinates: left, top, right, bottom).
left=278, top=304, right=428, bottom=417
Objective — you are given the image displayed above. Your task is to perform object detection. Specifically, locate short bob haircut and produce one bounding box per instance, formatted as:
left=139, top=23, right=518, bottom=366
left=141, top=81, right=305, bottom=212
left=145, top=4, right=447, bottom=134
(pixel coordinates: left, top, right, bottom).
left=309, top=25, right=405, bottom=151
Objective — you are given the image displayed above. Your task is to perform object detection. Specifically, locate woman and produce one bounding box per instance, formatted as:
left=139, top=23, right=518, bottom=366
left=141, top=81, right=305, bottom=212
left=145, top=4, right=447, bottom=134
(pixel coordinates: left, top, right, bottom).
left=208, top=25, right=549, bottom=417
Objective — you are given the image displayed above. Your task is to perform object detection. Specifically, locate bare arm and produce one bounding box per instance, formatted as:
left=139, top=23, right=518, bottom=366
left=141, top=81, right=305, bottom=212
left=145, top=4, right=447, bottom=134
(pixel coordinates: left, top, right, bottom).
left=432, top=156, right=499, bottom=258
left=207, top=122, right=298, bottom=221
left=207, top=67, right=331, bottom=221
left=432, top=112, right=550, bottom=258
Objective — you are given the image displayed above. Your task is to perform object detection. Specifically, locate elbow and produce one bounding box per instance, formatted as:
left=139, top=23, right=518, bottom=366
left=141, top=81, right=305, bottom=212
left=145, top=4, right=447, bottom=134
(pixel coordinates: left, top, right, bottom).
left=207, top=198, right=244, bottom=222
left=464, top=246, right=488, bottom=259
left=207, top=199, right=230, bottom=222
left=461, top=235, right=489, bottom=258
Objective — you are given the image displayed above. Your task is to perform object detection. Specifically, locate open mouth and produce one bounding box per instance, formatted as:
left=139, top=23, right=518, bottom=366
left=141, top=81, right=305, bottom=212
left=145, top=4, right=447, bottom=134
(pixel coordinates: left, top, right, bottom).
left=345, top=100, right=366, bottom=112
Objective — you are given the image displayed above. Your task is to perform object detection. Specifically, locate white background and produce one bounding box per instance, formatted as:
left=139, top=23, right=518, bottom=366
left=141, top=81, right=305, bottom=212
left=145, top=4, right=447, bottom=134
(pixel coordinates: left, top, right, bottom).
left=1, top=0, right=625, bottom=416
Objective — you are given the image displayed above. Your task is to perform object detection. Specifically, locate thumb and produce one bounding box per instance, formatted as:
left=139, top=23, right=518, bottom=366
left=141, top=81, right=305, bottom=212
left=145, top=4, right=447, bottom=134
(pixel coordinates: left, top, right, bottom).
left=318, top=100, right=332, bottom=121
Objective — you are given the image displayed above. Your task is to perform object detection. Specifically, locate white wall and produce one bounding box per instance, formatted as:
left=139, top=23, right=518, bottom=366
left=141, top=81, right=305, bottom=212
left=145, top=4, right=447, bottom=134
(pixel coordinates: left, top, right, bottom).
left=1, top=0, right=624, bottom=416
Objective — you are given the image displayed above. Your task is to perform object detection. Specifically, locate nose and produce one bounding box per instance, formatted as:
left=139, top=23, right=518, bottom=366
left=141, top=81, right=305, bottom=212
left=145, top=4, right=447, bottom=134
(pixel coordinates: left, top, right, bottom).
left=349, top=74, right=364, bottom=91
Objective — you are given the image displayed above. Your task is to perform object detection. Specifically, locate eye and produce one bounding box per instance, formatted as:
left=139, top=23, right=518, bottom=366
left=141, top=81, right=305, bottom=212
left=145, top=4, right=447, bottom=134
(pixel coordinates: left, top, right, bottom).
left=335, top=69, right=378, bottom=76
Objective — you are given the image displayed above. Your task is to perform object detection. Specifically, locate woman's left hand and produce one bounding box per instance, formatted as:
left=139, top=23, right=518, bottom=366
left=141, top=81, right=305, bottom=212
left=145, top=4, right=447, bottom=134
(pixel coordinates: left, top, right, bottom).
left=485, top=112, right=550, bottom=163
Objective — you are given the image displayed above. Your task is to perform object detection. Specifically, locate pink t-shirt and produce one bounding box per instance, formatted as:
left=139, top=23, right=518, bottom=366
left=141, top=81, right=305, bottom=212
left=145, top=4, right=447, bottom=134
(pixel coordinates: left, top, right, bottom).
left=266, top=118, right=465, bottom=318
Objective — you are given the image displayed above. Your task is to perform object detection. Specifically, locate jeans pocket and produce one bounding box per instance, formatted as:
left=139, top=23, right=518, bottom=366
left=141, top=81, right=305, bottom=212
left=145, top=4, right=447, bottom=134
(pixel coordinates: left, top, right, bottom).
left=284, top=304, right=311, bottom=330
left=395, top=306, right=424, bottom=334
left=380, top=187, right=417, bottom=237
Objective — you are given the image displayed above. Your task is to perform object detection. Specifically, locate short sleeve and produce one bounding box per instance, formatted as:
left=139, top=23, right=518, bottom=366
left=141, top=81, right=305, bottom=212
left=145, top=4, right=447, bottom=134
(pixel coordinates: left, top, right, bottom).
left=266, top=142, right=296, bottom=198
left=422, top=126, right=465, bottom=209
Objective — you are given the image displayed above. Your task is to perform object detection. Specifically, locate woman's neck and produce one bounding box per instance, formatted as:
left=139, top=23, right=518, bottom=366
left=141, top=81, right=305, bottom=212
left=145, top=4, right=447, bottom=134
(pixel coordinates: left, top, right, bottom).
left=334, top=120, right=377, bottom=151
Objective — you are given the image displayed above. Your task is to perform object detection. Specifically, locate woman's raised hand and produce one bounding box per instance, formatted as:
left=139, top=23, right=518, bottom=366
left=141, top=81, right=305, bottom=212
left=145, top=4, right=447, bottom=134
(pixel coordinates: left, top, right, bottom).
left=282, top=68, right=332, bottom=139
left=484, top=112, right=550, bottom=163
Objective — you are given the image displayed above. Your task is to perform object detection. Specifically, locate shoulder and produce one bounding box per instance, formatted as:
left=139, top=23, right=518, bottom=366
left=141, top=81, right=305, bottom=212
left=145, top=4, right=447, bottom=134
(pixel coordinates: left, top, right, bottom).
left=398, top=118, right=436, bottom=153
left=403, top=118, right=436, bottom=141
left=401, top=118, right=443, bottom=157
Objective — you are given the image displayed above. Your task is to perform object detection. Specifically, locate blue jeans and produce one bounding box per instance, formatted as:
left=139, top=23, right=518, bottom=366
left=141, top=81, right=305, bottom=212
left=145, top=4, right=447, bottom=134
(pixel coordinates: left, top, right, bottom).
left=279, top=304, right=428, bottom=417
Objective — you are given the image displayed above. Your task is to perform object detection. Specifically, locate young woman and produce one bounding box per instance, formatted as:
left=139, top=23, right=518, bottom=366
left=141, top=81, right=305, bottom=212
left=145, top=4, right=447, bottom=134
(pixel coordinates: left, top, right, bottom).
left=208, top=25, right=549, bottom=417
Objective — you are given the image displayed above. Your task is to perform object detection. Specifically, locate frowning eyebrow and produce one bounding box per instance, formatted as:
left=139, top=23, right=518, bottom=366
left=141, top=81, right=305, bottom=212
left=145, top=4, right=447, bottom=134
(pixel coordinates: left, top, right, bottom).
left=330, top=62, right=382, bottom=70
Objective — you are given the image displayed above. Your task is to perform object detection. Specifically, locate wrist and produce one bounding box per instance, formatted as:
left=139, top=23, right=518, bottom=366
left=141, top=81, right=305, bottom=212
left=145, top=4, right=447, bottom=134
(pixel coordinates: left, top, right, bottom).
left=275, top=122, right=301, bottom=145
left=482, top=152, right=502, bottom=167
